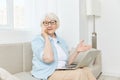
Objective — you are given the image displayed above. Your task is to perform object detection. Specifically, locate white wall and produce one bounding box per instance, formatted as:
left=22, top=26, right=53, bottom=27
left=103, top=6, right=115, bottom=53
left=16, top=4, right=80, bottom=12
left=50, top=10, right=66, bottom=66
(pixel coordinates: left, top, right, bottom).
left=79, top=0, right=89, bottom=43
left=56, top=0, right=80, bottom=49
left=0, top=30, right=34, bottom=44
left=88, top=0, right=120, bottom=77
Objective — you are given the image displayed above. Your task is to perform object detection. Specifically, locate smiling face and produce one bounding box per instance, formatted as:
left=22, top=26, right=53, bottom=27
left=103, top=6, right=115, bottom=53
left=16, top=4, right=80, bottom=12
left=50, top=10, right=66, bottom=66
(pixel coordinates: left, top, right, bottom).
left=42, top=17, right=58, bottom=36
left=41, top=13, right=60, bottom=36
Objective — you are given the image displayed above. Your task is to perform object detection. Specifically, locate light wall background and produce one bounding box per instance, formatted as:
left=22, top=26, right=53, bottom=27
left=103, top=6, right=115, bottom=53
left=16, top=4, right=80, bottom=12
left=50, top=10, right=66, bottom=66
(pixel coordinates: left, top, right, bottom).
left=88, top=0, right=120, bottom=77
left=0, top=0, right=120, bottom=77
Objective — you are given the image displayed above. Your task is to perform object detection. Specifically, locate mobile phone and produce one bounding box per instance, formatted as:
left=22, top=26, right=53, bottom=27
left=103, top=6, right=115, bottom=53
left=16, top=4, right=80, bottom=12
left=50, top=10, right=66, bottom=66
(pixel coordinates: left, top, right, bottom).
left=45, top=29, right=48, bottom=34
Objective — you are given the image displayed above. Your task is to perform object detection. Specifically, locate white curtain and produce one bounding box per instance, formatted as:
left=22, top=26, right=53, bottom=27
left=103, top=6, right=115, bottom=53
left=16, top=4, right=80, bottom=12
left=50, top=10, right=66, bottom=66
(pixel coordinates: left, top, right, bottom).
left=15, top=0, right=58, bottom=35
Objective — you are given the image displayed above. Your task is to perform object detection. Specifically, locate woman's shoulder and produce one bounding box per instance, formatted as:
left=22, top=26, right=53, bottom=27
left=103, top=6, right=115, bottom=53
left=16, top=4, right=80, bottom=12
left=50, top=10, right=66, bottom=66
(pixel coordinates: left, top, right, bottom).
left=32, top=34, right=44, bottom=42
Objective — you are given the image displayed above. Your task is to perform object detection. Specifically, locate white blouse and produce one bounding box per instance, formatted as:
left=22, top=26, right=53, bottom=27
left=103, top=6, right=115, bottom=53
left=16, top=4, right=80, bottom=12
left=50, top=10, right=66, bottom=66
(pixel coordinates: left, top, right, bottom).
left=52, top=38, right=67, bottom=69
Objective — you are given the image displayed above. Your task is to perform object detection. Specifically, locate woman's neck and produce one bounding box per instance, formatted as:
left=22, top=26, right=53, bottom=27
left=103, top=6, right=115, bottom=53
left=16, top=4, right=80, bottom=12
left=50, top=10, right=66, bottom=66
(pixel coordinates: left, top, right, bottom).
left=49, top=33, right=56, bottom=38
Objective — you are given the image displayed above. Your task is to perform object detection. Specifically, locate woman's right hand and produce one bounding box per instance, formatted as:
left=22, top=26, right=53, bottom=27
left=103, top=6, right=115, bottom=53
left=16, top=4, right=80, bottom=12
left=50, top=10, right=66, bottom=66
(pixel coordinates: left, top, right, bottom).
left=41, top=26, right=48, bottom=38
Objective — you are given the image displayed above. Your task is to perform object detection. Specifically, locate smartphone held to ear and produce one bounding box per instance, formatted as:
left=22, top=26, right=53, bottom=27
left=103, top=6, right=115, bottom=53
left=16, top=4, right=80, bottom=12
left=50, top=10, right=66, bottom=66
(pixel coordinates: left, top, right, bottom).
left=45, top=29, right=48, bottom=34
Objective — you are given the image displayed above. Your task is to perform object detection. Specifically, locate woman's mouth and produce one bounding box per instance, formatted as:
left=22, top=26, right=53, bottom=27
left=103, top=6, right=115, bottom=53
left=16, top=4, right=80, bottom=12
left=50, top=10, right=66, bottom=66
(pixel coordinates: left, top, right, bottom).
left=47, top=28, right=53, bottom=30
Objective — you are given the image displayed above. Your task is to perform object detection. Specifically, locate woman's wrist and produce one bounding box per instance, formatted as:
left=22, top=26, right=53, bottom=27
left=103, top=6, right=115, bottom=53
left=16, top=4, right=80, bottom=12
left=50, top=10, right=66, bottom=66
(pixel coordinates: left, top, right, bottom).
left=44, top=37, right=50, bottom=43
left=75, top=48, right=81, bottom=54
left=75, top=49, right=80, bottom=54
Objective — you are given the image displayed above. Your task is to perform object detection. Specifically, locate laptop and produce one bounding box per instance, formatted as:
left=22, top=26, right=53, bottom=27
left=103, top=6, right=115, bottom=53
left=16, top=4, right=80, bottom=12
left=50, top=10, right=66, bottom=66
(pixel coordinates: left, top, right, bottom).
left=57, top=49, right=100, bottom=70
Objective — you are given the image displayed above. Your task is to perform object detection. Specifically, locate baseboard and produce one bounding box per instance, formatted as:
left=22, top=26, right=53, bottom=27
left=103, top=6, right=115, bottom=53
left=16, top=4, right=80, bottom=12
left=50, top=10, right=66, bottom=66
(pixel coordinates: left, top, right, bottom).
left=102, top=72, right=120, bottom=77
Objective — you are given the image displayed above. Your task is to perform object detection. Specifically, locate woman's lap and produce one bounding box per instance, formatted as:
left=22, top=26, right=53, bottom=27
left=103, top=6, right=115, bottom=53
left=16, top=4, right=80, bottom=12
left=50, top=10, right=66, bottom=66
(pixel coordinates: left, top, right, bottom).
left=48, top=68, right=91, bottom=80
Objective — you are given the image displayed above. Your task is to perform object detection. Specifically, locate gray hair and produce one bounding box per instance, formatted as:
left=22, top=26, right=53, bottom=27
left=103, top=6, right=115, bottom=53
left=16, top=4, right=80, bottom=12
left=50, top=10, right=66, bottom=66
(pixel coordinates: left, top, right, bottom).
left=40, top=13, right=60, bottom=28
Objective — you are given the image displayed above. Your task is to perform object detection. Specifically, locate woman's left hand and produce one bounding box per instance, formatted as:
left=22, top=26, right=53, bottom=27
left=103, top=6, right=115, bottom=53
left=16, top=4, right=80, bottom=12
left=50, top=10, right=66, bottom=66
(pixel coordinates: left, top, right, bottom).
left=76, top=40, right=92, bottom=53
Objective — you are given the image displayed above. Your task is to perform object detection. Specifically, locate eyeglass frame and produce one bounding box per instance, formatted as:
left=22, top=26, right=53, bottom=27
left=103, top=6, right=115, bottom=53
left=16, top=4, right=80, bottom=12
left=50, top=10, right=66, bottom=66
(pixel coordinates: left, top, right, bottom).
left=42, top=20, right=57, bottom=26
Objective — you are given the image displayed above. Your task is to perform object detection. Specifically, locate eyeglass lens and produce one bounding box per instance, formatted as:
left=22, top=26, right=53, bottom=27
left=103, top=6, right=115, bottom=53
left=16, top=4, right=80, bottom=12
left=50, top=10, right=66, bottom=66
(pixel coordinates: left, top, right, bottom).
left=43, top=20, right=57, bottom=26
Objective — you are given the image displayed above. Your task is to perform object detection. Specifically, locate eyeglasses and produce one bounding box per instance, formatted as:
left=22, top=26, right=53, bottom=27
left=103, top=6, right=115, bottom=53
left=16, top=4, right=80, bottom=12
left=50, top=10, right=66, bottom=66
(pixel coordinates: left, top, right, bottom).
left=43, top=20, right=57, bottom=26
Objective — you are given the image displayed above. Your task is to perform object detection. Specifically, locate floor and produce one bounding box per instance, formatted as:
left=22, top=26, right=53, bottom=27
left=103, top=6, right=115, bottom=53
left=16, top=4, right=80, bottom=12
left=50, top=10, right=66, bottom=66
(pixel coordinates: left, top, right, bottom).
left=98, top=75, right=120, bottom=80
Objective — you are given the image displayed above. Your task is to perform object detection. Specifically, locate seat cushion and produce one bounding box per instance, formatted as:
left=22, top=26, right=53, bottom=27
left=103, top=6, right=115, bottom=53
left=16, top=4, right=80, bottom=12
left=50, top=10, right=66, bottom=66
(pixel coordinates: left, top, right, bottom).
left=14, top=72, right=37, bottom=80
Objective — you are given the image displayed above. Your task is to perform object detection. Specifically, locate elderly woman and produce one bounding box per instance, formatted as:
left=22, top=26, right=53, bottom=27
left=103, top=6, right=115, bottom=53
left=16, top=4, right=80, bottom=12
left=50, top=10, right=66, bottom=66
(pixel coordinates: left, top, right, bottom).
left=31, top=13, right=96, bottom=80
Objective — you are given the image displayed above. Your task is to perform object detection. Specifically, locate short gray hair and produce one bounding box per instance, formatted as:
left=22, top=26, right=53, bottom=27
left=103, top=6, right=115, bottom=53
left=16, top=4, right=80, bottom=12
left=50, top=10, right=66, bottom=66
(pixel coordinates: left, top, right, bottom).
left=40, top=13, right=60, bottom=28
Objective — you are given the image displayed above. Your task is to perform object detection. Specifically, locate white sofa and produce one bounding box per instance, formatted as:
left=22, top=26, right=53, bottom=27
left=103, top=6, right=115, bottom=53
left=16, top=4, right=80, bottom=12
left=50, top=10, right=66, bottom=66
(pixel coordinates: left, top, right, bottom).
left=0, top=42, right=102, bottom=80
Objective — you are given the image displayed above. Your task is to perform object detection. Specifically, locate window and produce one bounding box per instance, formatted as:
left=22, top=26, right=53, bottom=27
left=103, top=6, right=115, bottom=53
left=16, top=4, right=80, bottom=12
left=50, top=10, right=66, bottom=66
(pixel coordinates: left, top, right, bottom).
left=0, top=0, right=7, bottom=25
left=0, top=0, right=25, bottom=29
left=14, top=0, right=24, bottom=28
left=0, top=0, right=54, bottom=33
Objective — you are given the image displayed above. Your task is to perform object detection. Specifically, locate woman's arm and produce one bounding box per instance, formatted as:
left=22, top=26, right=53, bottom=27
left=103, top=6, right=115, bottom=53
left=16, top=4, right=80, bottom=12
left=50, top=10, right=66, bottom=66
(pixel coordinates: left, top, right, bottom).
left=41, top=26, right=54, bottom=63
left=42, top=37, right=54, bottom=63
left=68, top=48, right=79, bottom=65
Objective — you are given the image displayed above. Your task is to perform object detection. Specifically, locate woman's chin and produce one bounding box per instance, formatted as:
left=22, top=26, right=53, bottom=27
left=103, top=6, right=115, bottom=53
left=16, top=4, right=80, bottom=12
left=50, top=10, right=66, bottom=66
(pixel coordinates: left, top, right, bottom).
left=48, top=32, right=54, bottom=35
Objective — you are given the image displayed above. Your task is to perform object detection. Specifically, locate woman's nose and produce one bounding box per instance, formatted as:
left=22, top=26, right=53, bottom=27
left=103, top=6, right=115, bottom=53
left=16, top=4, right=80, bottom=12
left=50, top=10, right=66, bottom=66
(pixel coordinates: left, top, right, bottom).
left=47, top=23, right=52, bottom=27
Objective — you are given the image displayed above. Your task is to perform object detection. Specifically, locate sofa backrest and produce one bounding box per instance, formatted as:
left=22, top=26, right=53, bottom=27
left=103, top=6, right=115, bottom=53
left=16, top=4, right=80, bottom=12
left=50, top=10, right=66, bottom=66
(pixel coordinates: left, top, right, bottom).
left=0, top=42, right=33, bottom=74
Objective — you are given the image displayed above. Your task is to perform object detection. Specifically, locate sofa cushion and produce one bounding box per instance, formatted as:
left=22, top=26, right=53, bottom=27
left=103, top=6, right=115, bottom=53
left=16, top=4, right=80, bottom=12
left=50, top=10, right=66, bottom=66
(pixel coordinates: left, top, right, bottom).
left=0, top=67, right=20, bottom=80
left=14, top=72, right=37, bottom=80
left=0, top=44, right=23, bottom=74
left=22, top=42, right=33, bottom=72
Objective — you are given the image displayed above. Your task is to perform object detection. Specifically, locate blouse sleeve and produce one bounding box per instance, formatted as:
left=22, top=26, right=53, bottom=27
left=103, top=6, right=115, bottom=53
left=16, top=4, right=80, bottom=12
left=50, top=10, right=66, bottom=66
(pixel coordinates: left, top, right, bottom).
left=31, top=36, right=44, bottom=61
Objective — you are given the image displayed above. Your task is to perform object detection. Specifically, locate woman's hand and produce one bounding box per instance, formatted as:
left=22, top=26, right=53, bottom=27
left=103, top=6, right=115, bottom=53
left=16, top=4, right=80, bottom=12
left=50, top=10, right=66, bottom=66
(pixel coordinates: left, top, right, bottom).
left=68, top=40, right=91, bottom=65
left=41, top=26, right=48, bottom=38
left=76, top=40, right=92, bottom=53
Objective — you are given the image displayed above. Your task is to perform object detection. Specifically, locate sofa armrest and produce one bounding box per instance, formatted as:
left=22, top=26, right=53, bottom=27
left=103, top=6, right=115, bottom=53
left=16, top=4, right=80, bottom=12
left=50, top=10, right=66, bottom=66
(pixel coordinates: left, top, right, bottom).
left=93, top=53, right=102, bottom=66
left=89, top=52, right=102, bottom=78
